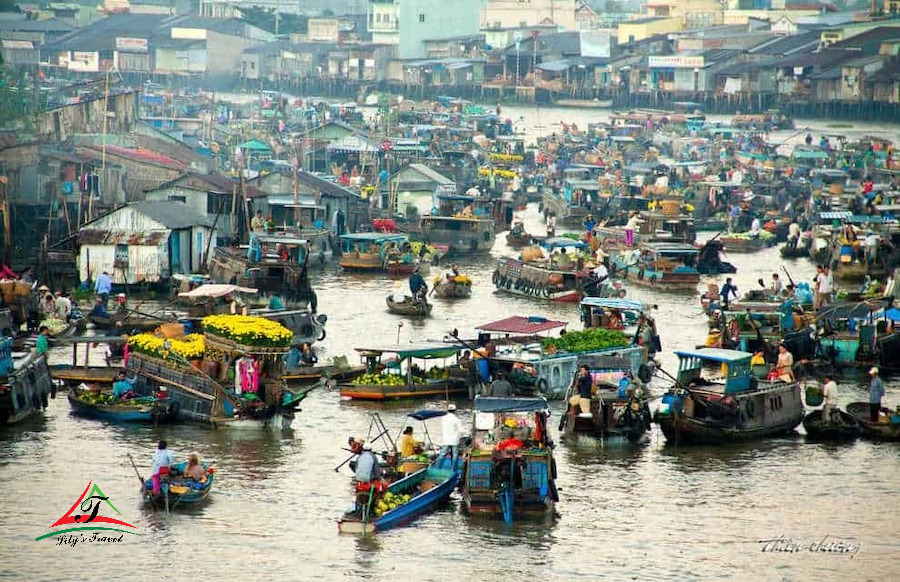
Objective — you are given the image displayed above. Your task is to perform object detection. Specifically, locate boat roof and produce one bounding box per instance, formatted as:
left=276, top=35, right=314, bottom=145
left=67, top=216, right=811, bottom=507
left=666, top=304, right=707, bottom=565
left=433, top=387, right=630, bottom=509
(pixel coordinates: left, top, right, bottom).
left=178, top=284, right=258, bottom=298
left=579, top=298, right=646, bottom=312
left=354, top=342, right=461, bottom=359
left=675, top=348, right=752, bottom=363
left=256, top=234, right=311, bottom=246
left=407, top=410, right=448, bottom=421
left=473, top=395, right=550, bottom=413
left=641, top=242, right=700, bottom=254
left=475, top=316, right=567, bottom=335
left=339, top=232, right=408, bottom=243
left=540, top=237, right=587, bottom=249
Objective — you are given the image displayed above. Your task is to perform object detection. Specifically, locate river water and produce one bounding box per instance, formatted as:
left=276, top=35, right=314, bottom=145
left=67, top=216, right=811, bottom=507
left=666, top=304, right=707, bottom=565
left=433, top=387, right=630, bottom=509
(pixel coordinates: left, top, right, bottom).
left=3, top=110, right=899, bottom=581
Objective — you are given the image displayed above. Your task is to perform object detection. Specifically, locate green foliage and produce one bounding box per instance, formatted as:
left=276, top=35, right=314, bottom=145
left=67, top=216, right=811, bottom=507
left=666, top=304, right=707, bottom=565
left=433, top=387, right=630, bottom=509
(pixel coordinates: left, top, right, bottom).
left=0, top=66, right=44, bottom=130
left=540, top=328, right=629, bottom=353
left=241, top=6, right=308, bottom=34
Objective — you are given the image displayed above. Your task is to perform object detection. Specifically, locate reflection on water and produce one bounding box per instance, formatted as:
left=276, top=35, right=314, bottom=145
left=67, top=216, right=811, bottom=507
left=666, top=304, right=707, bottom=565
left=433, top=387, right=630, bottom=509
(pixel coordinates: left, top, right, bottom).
left=4, top=136, right=900, bottom=579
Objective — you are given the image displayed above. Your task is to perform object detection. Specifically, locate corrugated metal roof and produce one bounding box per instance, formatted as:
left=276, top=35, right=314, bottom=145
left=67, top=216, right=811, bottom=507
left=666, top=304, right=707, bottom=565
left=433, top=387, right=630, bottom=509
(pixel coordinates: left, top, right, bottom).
left=78, top=229, right=168, bottom=245
left=128, top=200, right=214, bottom=229
left=476, top=316, right=567, bottom=335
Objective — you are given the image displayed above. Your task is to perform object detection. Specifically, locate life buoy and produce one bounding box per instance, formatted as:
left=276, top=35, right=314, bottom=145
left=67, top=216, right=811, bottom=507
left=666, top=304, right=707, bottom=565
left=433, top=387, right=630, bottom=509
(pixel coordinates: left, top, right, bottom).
left=618, top=289, right=627, bottom=298
left=638, top=268, right=645, bottom=280
left=536, top=378, right=548, bottom=394
left=542, top=284, right=551, bottom=298
left=638, top=363, right=652, bottom=384
left=736, top=408, right=748, bottom=428
left=514, top=279, right=523, bottom=290
left=550, top=457, right=558, bottom=480
left=745, top=399, right=756, bottom=419
left=499, top=276, right=507, bottom=289
left=505, top=278, right=512, bottom=289
left=492, top=269, right=501, bottom=285
left=318, top=329, right=327, bottom=341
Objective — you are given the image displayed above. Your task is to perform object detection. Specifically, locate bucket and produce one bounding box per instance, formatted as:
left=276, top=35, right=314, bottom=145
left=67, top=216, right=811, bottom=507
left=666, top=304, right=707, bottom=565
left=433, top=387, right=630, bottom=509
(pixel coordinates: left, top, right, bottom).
left=477, top=358, right=490, bottom=382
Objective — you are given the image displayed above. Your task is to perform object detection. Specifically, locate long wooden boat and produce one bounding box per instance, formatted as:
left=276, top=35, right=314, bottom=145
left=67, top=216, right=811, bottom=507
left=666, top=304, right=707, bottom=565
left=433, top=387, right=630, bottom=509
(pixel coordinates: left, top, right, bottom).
left=718, top=232, right=776, bottom=253
left=560, top=382, right=652, bottom=444
left=0, top=350, right=53, bottom=427
left=462, top=396, right=558, bottom=524
left=339, top=233, right=419, bottom=274
left=654, top=348, right=803, bottom=445
left=340, top=343, right=466, bottom=400
left=51, top=364, right=120, bottom=387
left=338, top=465, right=459, bottom=534
left=431, top=275, right=472, bottom=299
left=142, top=461, right=215, bottom=509
left=846, top=402, right=900, bottom=441
left=67, top=387, right=178, bottom=423
left=493, top=238, right=599, bottom=303
left=802, top=409, right=859, bottom=442
left=283, top=360, right=366, bottom=386
left=386, top=295, right=433, bottom=316
left=611, top=242, right=701, bottom=292
left=506, top=230, right=534, bottom=247
left=88, top=314, right=164, bottom=331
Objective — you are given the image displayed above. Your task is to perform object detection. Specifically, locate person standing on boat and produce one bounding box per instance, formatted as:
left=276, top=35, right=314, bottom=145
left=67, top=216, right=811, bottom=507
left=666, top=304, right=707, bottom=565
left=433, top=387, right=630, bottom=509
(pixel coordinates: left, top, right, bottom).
left=354, top=441, right=384, bottom=484
left=569, top=365, right=593, bottom=415
left=439, top=404, right=463, bottom=470
left=409, top=268, right=428, bottom=305
left=868, top=367, right=884, bottom=422
left=95, top=270, right=113, bottom=308
left=35, top=325, right=49, bottom=356
left=251, top=210, right=265, bottom=233
left=787, top=221, right=801, bottom=249
left=625, top=212, right=641, bottom=247
left=151, top=440, right=175, bottom=496
left=720, top=277, right=738, bottom=309
left=770, top=273, right=783, bottom=296
left=282, top=344, right=302, bottom=372
left=822, top=375, right=839, bottom=424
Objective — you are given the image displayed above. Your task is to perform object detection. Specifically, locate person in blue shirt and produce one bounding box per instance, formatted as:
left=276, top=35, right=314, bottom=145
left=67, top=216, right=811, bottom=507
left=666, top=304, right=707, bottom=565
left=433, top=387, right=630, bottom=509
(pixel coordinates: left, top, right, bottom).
left=282, top=345, right=301, bottom=371
left=88, top=297, right=109, bottom=319
left=408, top=268, right=427, bottom=304
left=268, top=294, right=285, bottom=310
left=35, top=325, right=50, bottom=356
left=94, top=270, right=113, bottom=308
left=112, top=370, right=137, bottom=400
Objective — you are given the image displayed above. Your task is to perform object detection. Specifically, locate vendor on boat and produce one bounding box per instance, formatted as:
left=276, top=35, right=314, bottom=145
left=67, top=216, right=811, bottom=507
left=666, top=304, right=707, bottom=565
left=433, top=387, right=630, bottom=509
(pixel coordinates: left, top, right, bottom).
left=568, top=365, right=593, bottom=415
left=750, top=350, right=766, bottom=367
left=88, top=297, right=109, bottom=319
left=112, top=370, right=137, bottom=400
left=822, top=374, right=839, bottom=423
left=354, top=442, right=386, bottom=491
left=399, top=427, right=423, bottom=458
left=409, top=268, right=428, bottom=304
left=496, top=427, right=525, bottom=452
left=774, top=344, right=795, bottom=382
left=282, top=344, right=302, bottom=372
left=151, top=440, right=175, bottom=496
left=300, top=342, right=318, bottom=366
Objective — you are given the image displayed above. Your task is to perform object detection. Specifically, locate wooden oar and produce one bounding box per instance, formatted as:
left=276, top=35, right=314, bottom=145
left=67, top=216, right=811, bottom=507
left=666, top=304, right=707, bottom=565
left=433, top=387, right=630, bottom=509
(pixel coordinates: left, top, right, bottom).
left=127, top=453, right=147, bottom=496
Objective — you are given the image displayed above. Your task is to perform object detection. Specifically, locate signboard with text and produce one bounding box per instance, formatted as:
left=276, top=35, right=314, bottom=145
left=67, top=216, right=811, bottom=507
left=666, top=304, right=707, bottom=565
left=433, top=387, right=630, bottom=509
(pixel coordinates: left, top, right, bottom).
left=647, top=55, right=704, bottom=69
left=116, top=37, right=148, bottom=52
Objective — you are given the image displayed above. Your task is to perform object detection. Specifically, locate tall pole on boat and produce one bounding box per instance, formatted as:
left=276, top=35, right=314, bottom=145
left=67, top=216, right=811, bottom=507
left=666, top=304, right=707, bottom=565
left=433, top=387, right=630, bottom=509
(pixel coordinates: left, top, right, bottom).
left=292, top=141, right=300, bottom=226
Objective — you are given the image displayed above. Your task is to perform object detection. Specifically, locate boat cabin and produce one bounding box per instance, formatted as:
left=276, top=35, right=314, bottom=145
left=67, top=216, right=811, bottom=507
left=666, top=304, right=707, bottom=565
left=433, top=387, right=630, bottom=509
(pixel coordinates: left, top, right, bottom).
left=419, top=191, right=496, bottom=255
left=675, top=348, right=752, bottom=394
left=342, top=342, right=466, bottom=400
left=338, top=233, right=416, bottom=271
left=579, top=297, right=659, bottom=354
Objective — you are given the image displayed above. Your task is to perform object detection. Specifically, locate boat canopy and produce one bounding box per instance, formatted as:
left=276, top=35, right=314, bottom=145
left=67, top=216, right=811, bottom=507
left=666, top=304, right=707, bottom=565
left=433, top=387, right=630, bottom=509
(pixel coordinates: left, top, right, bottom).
left=675, top=348, right=752, bottom=363
left=475, top=315, right=567, bottom=335
left=355, top=342, right=461, bottom=360
left=643, top=242, right=700, bottom=254
left=407, top=410, right=448, bottom=421
left=179, top=284, right=258, bottom=298
left=540, top=237, right=587, bottom=249
left=340, top=232, right=408, bottom=244
left=579, top=298, right=646, bottom=312
left=473, top=396, right=550, bottom=413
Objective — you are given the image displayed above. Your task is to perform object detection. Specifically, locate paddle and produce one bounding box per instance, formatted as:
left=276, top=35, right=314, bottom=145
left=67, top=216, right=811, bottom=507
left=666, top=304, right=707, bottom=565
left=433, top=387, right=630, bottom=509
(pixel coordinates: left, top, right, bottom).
left=127, top=453, right=146, bottom=495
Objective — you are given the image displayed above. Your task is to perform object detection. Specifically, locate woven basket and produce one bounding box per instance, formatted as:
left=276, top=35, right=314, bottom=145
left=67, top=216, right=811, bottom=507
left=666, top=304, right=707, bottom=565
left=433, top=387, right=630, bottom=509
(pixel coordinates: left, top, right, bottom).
left=205, top=332, right=288, bottom=356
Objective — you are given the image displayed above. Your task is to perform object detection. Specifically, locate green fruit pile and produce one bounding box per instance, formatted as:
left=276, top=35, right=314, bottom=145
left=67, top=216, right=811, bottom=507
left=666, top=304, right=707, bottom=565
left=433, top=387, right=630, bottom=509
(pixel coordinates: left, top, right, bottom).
left=541, top=328, right=629, bottom=353
left=355, top=373, right=406, bottom=386
left=76, top=391, right=149, bottom=406
left=426, top=367, right=451, bottom=379
left=726, top=231, right=775, bottom=241
left=373, top=491, right=412, bottom=517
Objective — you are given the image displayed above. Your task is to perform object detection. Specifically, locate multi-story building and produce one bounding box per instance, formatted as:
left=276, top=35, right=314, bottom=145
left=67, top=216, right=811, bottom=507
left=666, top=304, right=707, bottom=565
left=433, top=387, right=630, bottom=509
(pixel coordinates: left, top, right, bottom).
left=367, top=0, right=481, bottom=59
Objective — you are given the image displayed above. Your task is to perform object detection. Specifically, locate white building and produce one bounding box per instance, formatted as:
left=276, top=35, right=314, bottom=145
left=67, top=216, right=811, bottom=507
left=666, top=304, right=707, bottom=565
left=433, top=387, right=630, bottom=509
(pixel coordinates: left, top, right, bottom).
left=482, top=0, right=576, bottom=31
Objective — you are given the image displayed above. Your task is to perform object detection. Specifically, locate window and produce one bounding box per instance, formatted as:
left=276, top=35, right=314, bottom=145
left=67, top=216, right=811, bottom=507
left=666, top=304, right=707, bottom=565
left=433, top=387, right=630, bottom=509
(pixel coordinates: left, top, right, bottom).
left=168, top=195, right=186, bottom=203
left=418, top=14, right=425, bottom=23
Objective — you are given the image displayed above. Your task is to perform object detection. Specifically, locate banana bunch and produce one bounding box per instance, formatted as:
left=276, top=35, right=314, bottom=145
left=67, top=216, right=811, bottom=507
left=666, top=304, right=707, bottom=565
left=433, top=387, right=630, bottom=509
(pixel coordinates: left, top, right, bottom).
left=426, top=367, right=451, bottom=379
left=355, top=373, right=406, bottom=386
left=77, top=392, right=147, bottom=406
left=373, top=491, right=412, bottom=517
left=41, top=317, right=69, bottom=335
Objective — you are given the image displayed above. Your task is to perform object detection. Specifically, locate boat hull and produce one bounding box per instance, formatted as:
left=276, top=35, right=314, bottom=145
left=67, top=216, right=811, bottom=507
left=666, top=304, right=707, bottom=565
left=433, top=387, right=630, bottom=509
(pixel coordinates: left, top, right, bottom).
left=846, top=402, right=900, bottom=441
left=386, top=295, right=433, bottom=316
left=802, top=409, right=859, bottom=442
left=338, top=466, right=459, bottom=534
left=462, top=451, right=557, bottom=522
left=494, top=285, right=581, bottom=302
left=340, top=380, right=467, bottom=400
left=0, top=353, right=53, bottom=427
left=143, top=462, right=215, bottom=508
left=67, top=389, right=178, bottom=423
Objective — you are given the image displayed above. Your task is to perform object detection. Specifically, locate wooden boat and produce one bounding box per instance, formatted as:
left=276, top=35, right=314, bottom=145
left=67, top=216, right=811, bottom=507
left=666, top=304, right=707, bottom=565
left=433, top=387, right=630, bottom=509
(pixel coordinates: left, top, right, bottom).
left=695, top=239, right=737, bottom=275
left=88, top=313, right=164, bottom=331
left=67, top=387, right=179, bottom=423
left=142, top=461, right=215, bottom=509
left=846, top=402, right=900, bottom=441
left=461, top=396, right=558, bottom=524
left=431, top=274, right=472, bottom=299
left=52, top=364, right=120, bottom=387
left=506, top=229, right=534, bottom=247
left=494, top=238, right=602, bottom=303
left=338, top=464, right=459, bottom=534
left=283, top=356, right=365, bottom=386
left=560, top=377, right=652, bottom=444
left=579, top=297, right=662, bottom=358
left=386, top=294, right=433, bottom=316
left=593, top=210, right=696, bottom=246
left=611, top=242, right=701, bottom=292
left=340, top=343, right=467, bottom=400
left=339, top=233, right=420, bottom=274
left=418, top=191, right=496, bottom=256
left=717, top=232, right=776, bottom=253
left=207, top=242, right=318, bottom=303
left=802, top=409, right=859, bottom=442
left=0, top=347, right=53, bottom=427
left=654, top=348, right=804, bottom=445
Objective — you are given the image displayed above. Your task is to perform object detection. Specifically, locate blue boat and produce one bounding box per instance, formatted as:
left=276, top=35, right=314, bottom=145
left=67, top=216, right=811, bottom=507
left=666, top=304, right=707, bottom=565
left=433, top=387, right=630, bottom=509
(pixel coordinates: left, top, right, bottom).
left=67, top=387, right=178, bottom=423
left=461, top=396, right=558, bottom=524
left=142, top=461, right=216, bottom=509
left=338, top=463, right=460, bottom=534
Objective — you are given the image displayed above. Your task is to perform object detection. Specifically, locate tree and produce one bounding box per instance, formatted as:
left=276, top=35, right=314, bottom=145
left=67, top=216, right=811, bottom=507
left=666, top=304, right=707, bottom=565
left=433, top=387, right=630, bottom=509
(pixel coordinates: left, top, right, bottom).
left=240, top=6, right=308, bottom=35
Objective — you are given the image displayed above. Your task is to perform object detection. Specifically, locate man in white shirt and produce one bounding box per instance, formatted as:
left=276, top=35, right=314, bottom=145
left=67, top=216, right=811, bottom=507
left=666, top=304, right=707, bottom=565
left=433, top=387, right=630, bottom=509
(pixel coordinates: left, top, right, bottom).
left=821, top=375, right=839, bottom=423
left=865, top=231, right=879, bottom=265
left=593, top=262, right=608, bottom=282
left=819, top=266, right=833, bottom=306
left=750, top=216, right=761, bottom=238
left=151, top=440, right=175, bottom=495
left=439, top=403, right=463, bottom=470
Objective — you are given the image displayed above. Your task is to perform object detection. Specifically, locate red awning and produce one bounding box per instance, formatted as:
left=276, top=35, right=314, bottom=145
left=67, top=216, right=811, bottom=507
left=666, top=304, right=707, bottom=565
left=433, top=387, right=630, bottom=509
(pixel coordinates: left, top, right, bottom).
left=476, top=316, right=566, bottom=335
